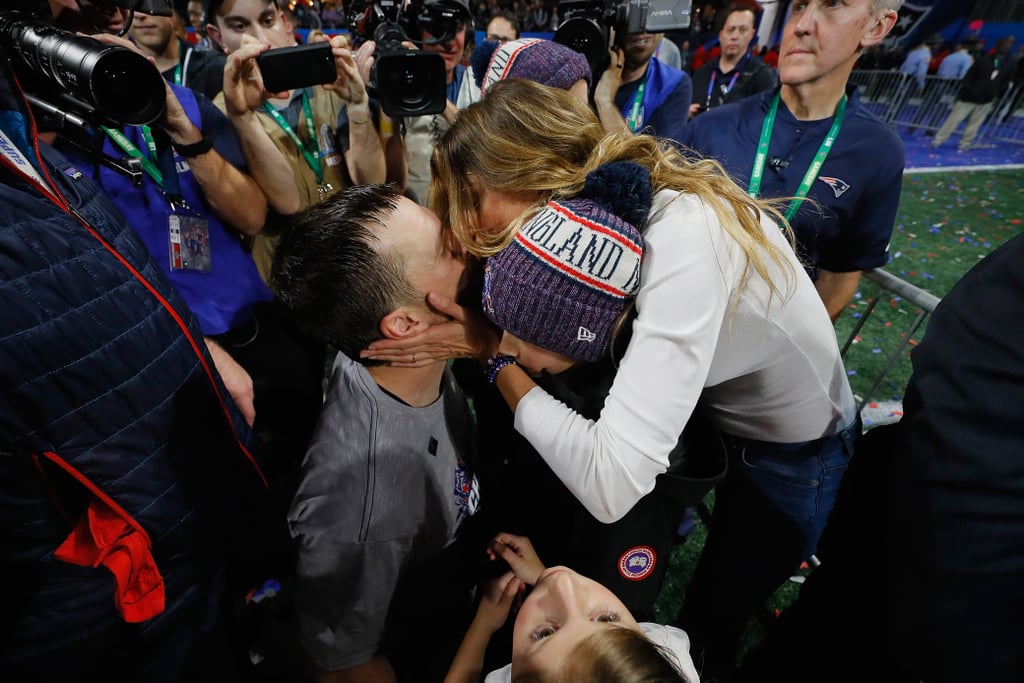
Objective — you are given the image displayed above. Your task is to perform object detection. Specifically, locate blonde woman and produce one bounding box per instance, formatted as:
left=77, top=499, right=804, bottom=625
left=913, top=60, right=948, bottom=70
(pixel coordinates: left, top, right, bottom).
left=363, top=78, right=858, bottom=676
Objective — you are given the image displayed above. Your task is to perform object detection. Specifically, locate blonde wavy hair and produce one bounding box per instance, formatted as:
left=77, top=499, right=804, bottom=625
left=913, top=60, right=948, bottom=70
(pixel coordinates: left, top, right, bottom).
left=429, top=78, right=797, bottom=307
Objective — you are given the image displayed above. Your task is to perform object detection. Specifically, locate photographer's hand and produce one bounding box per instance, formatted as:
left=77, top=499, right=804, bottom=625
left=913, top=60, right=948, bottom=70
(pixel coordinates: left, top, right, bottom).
left=223, top=35, right=300, bottom=216
left=325, top=36, right=386, bottom=184
left=323, top=33, right=369, bottom=106
left=594, top=46, right=631, bottom=135
left=353, top=40, right=377, bottom=89
left=223, top=35, right=287, bottom=118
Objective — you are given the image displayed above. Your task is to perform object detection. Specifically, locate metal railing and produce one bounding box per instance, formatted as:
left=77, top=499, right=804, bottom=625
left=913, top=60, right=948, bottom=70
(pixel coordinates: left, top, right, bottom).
left=849, top=69, right=1024, bottom=146
left=840, top=268, right=941, bottom=411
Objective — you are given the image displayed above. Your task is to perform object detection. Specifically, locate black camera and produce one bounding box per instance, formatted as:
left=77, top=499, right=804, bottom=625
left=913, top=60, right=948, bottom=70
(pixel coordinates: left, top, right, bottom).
left=0, top=1, right=172, bottom=129
left=554, top=0, right=692, bottom=73
left=347, top=0, right=469, bottom=117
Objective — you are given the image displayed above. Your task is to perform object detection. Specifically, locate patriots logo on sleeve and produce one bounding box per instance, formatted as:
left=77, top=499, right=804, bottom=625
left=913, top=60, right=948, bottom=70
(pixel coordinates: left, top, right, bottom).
left=818, top=176, right=851, bottom=198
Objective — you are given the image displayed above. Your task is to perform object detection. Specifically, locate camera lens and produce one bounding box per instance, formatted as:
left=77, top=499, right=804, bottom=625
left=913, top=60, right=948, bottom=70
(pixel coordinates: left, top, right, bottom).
left=90, top=48, right=167, bottom=125
left=554, top=17, right=608, bottom=74
left=375, top=51, right=447, bottom=116
left=2, top=14, right=166, bottom=125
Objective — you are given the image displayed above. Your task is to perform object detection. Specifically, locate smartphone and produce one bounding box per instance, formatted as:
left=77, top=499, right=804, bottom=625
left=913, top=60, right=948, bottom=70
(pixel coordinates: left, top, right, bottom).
left=256, top=42, right=336, bottom=93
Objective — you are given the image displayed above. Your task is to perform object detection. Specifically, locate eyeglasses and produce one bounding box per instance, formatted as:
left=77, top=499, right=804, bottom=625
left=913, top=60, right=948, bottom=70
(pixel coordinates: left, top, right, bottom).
left=487, top=34, right=516, bottom=42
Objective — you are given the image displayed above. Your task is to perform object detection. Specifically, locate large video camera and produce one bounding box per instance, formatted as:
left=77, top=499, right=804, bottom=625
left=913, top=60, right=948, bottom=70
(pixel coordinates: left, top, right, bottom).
left=554, top=0, right=692, bottom=74
left=346, top=0, right=469, bottom=117
left=0, top=1, right=171, bottom=130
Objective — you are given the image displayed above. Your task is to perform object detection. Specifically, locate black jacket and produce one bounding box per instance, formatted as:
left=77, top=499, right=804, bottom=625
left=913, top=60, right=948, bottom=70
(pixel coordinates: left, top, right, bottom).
left=690, top=54, right=778, bottom=112
left=959, top=50, right=1016, bottom=103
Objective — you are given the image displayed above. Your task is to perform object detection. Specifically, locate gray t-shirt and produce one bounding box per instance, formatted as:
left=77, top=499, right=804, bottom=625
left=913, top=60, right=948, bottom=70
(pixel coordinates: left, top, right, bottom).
left=288, top=354, right=479, bottom=671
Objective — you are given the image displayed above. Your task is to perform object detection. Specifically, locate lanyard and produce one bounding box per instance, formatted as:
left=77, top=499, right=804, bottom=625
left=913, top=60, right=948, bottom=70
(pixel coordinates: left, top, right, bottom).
left=262, top=91, right=325, bottom=190
left=705, top=54, right=748, bottom=108
left=173, top=39, right=187, bottom=86
left=706, top=69, right=740, bottom=108
left=0, top=127, right=48, bottom=189
left=102, top=124, right=164, bottom=187
left=624, top=67, right=649, bottom=132
left=748, top=91, right=847, bottom=221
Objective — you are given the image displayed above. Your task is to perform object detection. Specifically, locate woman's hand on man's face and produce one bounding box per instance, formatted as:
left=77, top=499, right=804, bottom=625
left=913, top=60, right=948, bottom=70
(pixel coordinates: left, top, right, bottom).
left=360, top=292, right=500, bottom=367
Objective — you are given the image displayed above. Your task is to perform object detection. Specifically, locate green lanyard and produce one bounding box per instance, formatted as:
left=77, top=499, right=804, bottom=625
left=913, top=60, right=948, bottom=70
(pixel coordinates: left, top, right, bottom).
left=624, top=68, right=649, bottom=133
left=102, top=124, right=164, bottom=187
left=262, top=91, right=329, bottom=193
left=173, top=39, right=187, bottom=86
left=748, top=91, right=847, bottom=221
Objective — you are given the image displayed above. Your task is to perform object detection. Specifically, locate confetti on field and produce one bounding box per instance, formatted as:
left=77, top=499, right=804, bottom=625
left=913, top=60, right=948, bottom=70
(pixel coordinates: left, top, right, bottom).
left=839, top=168, right=1021, bottom=410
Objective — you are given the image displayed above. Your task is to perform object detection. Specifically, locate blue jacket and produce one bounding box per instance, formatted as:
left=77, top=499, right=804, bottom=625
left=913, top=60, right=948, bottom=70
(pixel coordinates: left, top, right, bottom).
left=614, top=58, right=692, bottom=144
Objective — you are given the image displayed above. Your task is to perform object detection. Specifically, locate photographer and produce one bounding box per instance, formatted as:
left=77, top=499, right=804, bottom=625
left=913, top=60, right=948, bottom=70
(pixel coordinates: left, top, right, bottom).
left=129, top=8, right=227, bottom=99
left=399, top=0, right=480, bottom=204
left=0, top=1, right=266, bottom=679
left=594, top=29, right=692, bottom=143
left=207, top=0, right=386, bottom=281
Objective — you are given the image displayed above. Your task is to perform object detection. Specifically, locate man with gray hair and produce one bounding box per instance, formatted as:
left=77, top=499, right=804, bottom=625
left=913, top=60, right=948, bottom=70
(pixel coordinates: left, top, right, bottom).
left=678, top=2, right=905, bottom=681
left=681, top=0, right=905, bottom=323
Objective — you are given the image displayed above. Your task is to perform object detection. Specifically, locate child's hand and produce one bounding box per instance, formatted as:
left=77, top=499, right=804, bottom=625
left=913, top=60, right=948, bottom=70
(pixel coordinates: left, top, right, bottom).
left=474, top=571, right=523, bottom=634
left=488, top=532, right=545, bottom=585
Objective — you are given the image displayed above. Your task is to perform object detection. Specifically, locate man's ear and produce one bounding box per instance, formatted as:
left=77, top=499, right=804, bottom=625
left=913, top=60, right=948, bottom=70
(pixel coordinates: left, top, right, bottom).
left=380, top=306, right=431, bottom=340
left=207, top=23, right=225, bottom=52
left=861, top=10, right=897, bottom=50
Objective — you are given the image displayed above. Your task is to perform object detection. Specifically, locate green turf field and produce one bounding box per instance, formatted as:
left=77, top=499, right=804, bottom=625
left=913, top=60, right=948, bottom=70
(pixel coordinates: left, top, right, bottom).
left=653, top=167, right=1024, bottom=658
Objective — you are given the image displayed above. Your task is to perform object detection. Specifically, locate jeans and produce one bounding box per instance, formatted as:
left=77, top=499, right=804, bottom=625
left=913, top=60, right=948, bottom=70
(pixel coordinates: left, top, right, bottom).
left=731, top=419, right=858, bottom=560
left=677, top=418, right=860, bottom=682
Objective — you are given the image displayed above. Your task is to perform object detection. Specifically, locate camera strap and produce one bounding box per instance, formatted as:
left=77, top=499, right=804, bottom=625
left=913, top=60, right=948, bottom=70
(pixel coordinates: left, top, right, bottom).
left=102, top=125, right=164, bottom=188
left=261, top=93, right=331, bottom=197
left=748, top=91, right=846, bottom=222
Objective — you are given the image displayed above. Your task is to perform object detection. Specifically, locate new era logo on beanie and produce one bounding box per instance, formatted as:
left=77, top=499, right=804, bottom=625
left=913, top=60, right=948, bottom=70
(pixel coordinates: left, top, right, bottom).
left=483, top=161, right=652, bottom=362
left=471, top=38, right=592, bottom=94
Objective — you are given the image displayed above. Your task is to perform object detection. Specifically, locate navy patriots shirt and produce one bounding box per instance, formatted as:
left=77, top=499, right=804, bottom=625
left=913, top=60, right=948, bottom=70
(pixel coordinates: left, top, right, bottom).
left=680, top=85, right=904, bottom=280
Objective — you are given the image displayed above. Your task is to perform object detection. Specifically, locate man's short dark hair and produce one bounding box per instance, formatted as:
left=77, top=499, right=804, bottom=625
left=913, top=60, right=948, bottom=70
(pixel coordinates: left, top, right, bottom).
left=270, top=185, right=418, bottom=363
left=487, top=11, right=520, bottom=40
left=206, top=0, right=278, bottom=21
left=718, top=4, right=759, bottom=33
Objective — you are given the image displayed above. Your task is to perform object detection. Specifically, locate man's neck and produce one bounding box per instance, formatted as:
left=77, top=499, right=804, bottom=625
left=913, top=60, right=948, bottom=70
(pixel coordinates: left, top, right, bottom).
left=718, top=53, right=742, bottom=74
left=369, top=362, right=447, bottom=409
left=149, top=37, right=182, bottom=74
left=621, top=58, right=649, bottom=85
left=780, top=73, right=849, bottom=121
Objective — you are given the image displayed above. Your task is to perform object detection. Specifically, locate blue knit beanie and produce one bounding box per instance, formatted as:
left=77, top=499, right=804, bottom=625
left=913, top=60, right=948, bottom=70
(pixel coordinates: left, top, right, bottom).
left=471, top=38, right=592, bottom=94
left=482, top=162, right=652, bottom=362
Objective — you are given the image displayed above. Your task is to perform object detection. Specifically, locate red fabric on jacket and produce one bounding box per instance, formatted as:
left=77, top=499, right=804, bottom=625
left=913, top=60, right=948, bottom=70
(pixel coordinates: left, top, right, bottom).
left=55, top=500, right=165, bottom=623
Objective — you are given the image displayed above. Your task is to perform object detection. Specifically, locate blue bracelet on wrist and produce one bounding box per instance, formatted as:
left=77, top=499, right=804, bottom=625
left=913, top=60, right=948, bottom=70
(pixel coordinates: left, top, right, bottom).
left=486, top=354, right=518, bottom=384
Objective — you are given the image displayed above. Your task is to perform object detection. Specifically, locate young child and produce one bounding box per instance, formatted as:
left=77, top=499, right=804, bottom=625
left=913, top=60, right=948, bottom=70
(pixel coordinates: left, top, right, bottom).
left=445, top=532, right=700, bottom=682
